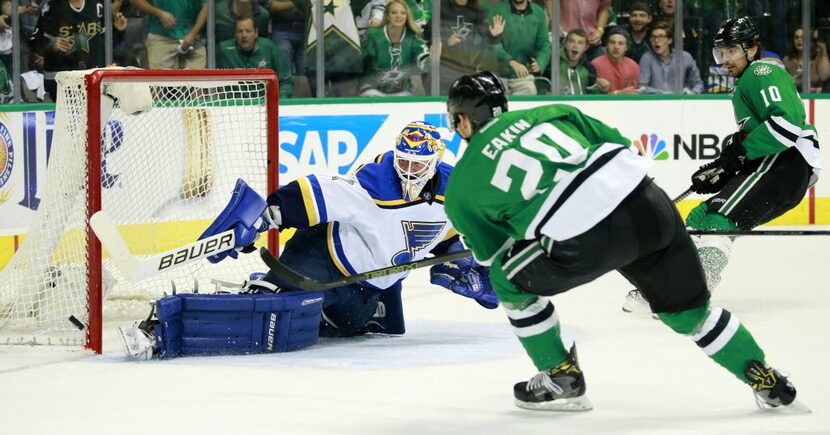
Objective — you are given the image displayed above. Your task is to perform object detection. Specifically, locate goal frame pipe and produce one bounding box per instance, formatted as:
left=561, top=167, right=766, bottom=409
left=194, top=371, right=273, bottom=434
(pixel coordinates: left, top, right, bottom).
left=84, top=69, right=280, bottom=353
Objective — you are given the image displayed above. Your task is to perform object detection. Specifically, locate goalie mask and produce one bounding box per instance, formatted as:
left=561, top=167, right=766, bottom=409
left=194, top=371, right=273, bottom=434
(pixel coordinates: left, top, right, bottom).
left=394, top=121, right=445, bottom=201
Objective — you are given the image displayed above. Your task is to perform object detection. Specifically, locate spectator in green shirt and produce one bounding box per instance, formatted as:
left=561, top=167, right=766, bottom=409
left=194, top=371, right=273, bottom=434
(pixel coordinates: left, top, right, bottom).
left=132, top=0, right=207, bottom=69
left=0, top=59, right=11, bottom=103
left=214, top=0, right=269, bottom=50
left=217, top=16, right=294, bottom=98
left=488, top=0, right=550, bottom=96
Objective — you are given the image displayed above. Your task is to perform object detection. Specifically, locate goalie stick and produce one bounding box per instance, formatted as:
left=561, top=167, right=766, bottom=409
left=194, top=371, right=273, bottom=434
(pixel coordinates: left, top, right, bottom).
left=89, top=211, right=237, bottom=282
left=259, top=247, right=472, bottom=291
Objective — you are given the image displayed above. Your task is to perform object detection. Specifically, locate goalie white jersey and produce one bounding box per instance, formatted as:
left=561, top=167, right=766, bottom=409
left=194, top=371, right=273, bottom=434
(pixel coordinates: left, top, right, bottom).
left=276, top=151, right=456, bottom=290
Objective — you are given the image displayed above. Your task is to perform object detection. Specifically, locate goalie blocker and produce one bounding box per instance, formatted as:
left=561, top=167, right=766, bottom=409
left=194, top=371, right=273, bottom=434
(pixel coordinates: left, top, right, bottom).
left=121, top=291, right=324, bottom=359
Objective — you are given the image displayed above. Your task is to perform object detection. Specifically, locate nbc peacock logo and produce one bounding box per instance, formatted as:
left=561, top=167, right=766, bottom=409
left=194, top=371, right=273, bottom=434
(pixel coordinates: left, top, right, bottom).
left=633, top=133, right=669, bottom=160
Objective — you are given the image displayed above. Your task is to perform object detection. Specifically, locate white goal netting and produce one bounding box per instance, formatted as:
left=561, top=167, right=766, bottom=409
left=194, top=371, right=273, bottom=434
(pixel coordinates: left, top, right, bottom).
left=0, top=69, right=276, bottom=349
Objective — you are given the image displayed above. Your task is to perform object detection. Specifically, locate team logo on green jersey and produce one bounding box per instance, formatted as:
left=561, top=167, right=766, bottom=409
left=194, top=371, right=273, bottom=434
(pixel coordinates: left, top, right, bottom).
left=754, top=64, right=772, bottom=76
left=633, top=134, right=668, bottom=160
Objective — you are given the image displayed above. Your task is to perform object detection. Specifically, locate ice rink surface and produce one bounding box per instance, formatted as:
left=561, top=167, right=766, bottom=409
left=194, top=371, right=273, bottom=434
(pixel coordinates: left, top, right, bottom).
left=1, top=231, right=828, bottom=435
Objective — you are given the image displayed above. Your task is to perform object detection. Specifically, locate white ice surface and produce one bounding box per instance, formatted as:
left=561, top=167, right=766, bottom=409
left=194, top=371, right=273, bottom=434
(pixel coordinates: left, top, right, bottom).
left=1, top=232, right=828, bottom=435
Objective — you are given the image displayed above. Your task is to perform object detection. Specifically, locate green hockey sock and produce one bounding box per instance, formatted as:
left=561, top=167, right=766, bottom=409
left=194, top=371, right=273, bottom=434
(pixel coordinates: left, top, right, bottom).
left=504, top=297, right=569, bottom=371
left=685, top=203, right=739, bottom=290
left=686, top=202, right=738, bottom=231
left=659, top=302, right=765, bottom=383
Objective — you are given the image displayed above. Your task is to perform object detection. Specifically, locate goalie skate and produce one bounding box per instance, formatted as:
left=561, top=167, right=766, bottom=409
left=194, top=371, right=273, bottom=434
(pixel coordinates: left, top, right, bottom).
left=117, top=305, right=159, bottom=360
left=513, top=346, right=593, bottom=412
left=117, top=323, right=155, bottom=360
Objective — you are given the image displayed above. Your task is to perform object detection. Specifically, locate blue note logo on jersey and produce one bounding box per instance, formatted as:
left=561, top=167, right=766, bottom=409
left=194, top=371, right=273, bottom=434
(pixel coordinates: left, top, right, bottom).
left=392, top=221, right=446, bottom=265
left=633, top=133, right=669, bottom=160
left=0, top=121, right=14, bottom=204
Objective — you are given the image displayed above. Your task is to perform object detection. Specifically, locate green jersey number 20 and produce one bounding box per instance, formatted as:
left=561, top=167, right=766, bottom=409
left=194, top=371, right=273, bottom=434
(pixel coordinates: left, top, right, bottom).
left=491, top=122, right=589, bottom=200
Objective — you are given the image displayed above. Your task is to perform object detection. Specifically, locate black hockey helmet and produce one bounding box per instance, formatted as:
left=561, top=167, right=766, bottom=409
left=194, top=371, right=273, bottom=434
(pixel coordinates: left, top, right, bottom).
left=446, top=71, right=508, bottom=134
left=713, top=17, right=760, bottom=52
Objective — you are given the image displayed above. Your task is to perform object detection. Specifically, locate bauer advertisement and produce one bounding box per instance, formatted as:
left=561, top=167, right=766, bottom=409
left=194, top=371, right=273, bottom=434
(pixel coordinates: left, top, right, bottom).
left=0, top=98, right=827, bottom=239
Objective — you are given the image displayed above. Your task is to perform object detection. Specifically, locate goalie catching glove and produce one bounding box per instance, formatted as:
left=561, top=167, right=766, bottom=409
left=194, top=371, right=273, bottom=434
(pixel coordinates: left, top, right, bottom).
left=198, top=178, right=282, bottom=263
left=430, top=241, right=499, bottom=309
left=691, top=131, right=747, bottom=194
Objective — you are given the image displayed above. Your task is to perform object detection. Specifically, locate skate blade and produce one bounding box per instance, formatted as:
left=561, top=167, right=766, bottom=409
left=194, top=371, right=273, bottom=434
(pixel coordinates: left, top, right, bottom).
left=515, top=395, right=593, bottom=412
left=117, top=325, right=154, bottom=360
left=757, top=399, right=812, bottom=415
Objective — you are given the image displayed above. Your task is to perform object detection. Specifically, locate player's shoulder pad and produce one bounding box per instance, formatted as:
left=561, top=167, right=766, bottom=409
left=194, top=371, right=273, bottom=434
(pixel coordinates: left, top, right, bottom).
left=354, top=150, right=402, bottom=201
left=742, top=61, right=790, bottom=85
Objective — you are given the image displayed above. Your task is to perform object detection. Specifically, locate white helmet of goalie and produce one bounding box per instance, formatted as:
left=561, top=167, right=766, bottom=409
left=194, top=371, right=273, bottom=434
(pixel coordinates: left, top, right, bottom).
left=394, top=121, right=445, bottom=201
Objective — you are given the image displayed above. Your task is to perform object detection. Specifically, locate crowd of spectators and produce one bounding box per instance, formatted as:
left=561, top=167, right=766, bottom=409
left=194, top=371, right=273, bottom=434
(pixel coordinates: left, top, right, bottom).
left=0, top=0, right=828, bottom=102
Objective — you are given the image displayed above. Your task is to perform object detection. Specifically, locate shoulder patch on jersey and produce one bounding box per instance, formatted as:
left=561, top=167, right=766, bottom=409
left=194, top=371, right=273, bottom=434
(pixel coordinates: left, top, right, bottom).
left=753, top=64, right=772, bottom=76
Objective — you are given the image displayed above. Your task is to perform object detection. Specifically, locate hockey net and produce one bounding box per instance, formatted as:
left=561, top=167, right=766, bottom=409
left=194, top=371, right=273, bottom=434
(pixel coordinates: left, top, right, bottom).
left=0, top=68, right=279, bottom=353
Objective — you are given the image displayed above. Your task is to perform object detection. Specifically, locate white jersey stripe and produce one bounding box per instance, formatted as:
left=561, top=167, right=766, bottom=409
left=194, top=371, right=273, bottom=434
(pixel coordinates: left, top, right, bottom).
left=700, top=314, right=740, bottom=356
left=691, top=307, right=723, bottom=341
left=505, top=297, right=550, bottom=319
left=511, top=309, right=560, bottom=338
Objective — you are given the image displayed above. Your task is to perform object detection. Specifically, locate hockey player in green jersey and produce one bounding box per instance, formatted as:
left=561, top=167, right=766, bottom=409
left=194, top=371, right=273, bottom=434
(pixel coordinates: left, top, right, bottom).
left=444, top=71, right=799, bottom=411
left=625, top=17, right=821, bottom=312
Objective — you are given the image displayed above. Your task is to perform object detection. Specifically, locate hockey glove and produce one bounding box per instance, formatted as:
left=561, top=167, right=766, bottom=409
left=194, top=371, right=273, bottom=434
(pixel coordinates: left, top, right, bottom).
left=719, top=130, right=748, bottom=174
left=430, top=258, right=499, bottom=309
left=199, top=179, right=272, bottom=263
left=690, top=161, right=732, bottom=194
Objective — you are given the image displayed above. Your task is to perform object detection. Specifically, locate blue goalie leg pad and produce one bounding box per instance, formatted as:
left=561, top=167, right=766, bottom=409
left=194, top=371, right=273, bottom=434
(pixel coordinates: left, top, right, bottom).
left=153, top=291, right=324, bottom=359
left=198, top=178, right=267, bottom=263
left=363, top=283, right=405, bottom=335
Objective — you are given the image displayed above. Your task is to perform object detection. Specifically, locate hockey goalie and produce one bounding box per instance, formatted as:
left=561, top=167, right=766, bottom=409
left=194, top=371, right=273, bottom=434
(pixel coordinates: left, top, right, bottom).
left=120, top=121, right=499, bottom=359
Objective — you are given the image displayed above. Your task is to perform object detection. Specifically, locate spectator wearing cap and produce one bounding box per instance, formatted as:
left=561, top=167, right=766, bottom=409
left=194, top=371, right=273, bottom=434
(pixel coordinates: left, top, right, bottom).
left=638, top=21, right=703, bottom=94
left=621, top=2, right=651, bottom=63
left=591, top=27, right=639, bottom=94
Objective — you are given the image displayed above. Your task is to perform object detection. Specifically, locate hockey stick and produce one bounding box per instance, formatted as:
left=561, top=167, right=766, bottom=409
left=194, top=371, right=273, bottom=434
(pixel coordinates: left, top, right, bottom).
left=259, top=247, right=472, bottom=292
left=89, top=211, right=236, bottom=282
left=672, top=188, right=694, bottom=203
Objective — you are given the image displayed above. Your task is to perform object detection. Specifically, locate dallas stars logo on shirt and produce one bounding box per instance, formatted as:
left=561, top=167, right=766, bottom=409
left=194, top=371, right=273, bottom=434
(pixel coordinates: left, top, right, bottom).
left=67, top=25, right=94, bottom=54
left=451, top=16, right=473, bottom=41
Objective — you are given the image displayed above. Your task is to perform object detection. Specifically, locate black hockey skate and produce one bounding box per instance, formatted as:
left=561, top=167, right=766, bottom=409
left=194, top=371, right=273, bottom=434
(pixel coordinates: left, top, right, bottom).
left=513, top=346, right=593, bottom=411
left=745, top=361, right=796, bottom=409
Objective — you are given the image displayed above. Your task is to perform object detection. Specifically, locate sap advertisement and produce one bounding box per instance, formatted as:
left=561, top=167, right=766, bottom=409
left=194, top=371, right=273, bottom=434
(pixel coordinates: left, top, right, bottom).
left=1, top=99, right=828, bottom=234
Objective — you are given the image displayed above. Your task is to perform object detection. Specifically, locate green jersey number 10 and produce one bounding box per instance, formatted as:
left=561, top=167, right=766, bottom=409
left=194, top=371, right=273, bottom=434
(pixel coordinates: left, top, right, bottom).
left=759, top=85, right=782, bottom=107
